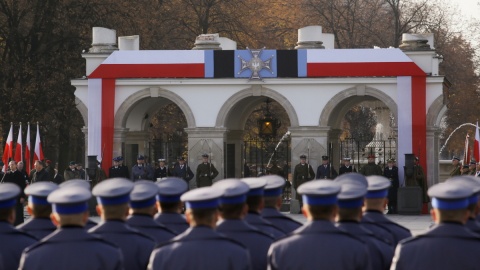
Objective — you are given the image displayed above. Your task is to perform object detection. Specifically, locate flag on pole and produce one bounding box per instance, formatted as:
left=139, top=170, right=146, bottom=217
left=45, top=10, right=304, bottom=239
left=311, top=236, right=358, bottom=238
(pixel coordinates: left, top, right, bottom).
left=25, top=123, right=31, bottom=175
left=14, top=123, right=22, bottom=163
left=34, top=123, right=44, bottom=163
left=464, top=134, right=470, bottom=165
left=2, top=123, right=13, bottom=172
left=475, top=121, right=480, bottom=163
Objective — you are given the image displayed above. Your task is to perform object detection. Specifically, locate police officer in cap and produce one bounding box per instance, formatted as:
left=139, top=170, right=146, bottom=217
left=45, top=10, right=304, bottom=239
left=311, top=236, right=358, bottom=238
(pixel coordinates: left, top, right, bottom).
left=450, top=156, right=461, bottom=176
left=316, top=155, right=338, bottom=180
left=148, top=186, right=251, bottom=270
left=154, top=159, right=169, bottom=180
left=89, top=178, right=155, bottom=270
left=109, top=156, right=130, bottom=178
left=446, top=176, right=480, bottom=234
left=362, top=175, right=411, bottom=246
left=126, top=180, right=177, bottom=244
left=16, top=182, right=59, bottom=239
left=339, top=157, right=357, bottom=175
left=261, top=175, right=302, bottom=234
left=59, top=179, right=98, bottom=230
left=172, top=157, right=194, bottom=185
left=154, top=177, right=190, bottom=234
left=195, top=154, right=219, bottom=187
left=242, top=177, right=285, bottom=239
left=0, top=183, right=37, bottom=270
left=214, top=179, right=274, bottom=270
left=391, top=181, right=480, bottom=269
left=19, top=185, right=123, bottom=270
left=268, top=180, right=371, bottom=269
left=334, top=173, right=394, bottom=270
left=131, top=155, right=154, bottom=181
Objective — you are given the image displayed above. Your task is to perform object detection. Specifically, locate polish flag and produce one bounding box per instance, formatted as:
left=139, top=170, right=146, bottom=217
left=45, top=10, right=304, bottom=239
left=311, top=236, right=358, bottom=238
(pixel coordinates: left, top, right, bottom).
left=33, top=123, right=44, bottom=163
left=2, top=123, right=13, bottom=172
left=25, top=123, right=31, bottom=175
left=475, top=121, right=480, bottom=163
left=14, top=123, right=22, bottom=163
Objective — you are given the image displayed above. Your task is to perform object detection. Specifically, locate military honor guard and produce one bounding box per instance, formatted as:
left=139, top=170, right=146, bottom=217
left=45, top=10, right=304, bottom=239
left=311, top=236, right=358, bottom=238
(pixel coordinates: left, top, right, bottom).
left=261, top=175, right=302, bottom=234
left=461, top=164, right=470, bottom=175
left=383, top=159, right=399, bottom=214
left=0, top=183, right=37, bottom=270
left=109, top=156, right=130, bottom=178
left=316, top=155, right=338, bottom=180
left=89, top=178, right=155, bottom=270
left=63, top=161, right=80, bottom=181
left=148, top=186, right=251, bottom=270
left=362, top=176, right=411, bottom=246
left=391, top=180, right=480, bottom=270
left=468, top=161, right=477, bottom=176
left=75, top=162, right=86, bottom=180
left=339, top=157, right=357, bottom=175
left=17, top=182, right=59, bottom=239
left=242, top=177, right=285, bottom=238
left=19, top=185, right=123, bottom=270
left=334, top=173, right=394, bottom=270
left=154, top=177, right=190, bottom=233
left=450, top=156, right=461, bottom=176
left=268, top=180, right=371, bottom=270
left=360, top=155, right=383, bottom=176
left=3, top=160, right=27, bottom=225
left=131, top=155, right=155, bottom=181
left=58, top=179, right=98, bottom=230
left=126, top=180, right=177, bottom=244
left=214, top=179, right=274, bottom=270
left=195, top=154, right=219, bottom=187
left=171, top=157, right=194, bottom=185
left=154, top=158, right=169, bottom=180
left=293, top=155, right=315, bottom=204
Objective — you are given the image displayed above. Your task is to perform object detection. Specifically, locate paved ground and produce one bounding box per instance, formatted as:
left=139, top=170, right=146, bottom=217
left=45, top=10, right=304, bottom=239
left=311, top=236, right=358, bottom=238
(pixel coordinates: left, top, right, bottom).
left=285, top=213, right=433, bottom=236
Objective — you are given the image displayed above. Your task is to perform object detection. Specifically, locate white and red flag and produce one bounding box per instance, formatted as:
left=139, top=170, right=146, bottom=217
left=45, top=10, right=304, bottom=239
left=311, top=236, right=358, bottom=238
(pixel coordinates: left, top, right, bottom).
left=2, top=123, right=13, bottom=172
left=25, top=123, right=31, bottom=174
left=14, top=123, right=22, bottom=163
left=474, top=121, right=480, bottom=163
left=33, top=123, right=44, bottom=163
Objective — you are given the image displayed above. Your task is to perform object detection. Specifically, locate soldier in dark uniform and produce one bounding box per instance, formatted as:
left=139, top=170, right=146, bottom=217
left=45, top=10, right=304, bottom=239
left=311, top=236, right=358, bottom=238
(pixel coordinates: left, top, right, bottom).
left=126, top=180, right=177, bottom=244
left=446, top=176, right=480, bottom=234
left=407, top=157, right=429, bottom=205
left=76, top=162, right=86, bottom=180
left=32, top=160, right=49, bottom=182
left=360, top=155, right=383, bottom=176
left=261, top=175, right=302, bottom=234
left=334, top=173, right=394, bottom=270
left=154, top=159, right=169, bottom=180
left=131, top=155, right=155, bottom=181
left=17, top=182, right=58, bottom=239
left=109, top=156, right=130, bottom=178
left=154, top=178, right=189, bottom=234
left=242, top=177, right=285, bottom=239
left=17, top=161, right=29, bottom=185
left=19, top=185, right=123, bottom=270
left=293, top=155, right=315, bottom=205
left=64, top=161, right=80, bottom=181
left=362, top=175, right=411, bottom=247
left=316, top=155, right=338, bottom=180
left=171, top=157, right=194, bottom=186
left=383, top=159, right=399, bottom=214
left=0, top=183, right=37, bottom=270
left=391, top=181, right=480, bottom=270
left=58, top=179, right=98, bottom=230
left=89, top=178, right=155, bottom=270
left=450, top=156, right=461, bottom=176
left=148, top=186, right=251, bottom=270
left=339, top=157, right=357, bottom=175
left=195, top=154, right=218, bottom=187
left=214, top=179, right=275, bottom=270
left=3, top=161, right=27, bottom=225
left=268, top=180, right=371, bottom=269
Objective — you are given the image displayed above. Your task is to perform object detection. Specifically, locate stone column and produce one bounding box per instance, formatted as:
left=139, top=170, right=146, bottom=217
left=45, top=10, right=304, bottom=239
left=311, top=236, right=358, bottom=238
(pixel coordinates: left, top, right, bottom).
left=426, top=127, right=441, bottom=187
left=82, top=127, right=88, bottom=164
left=185, top=127, right=228, bottom=188
left=328, top=128, right=343, bottom=169
left=225, top=129, right=244, bottom=178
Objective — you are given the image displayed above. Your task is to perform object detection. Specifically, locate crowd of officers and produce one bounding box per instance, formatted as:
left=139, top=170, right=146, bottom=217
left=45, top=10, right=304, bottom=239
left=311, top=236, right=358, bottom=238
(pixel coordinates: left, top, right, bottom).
left=1, top=153, right=480, bottom=269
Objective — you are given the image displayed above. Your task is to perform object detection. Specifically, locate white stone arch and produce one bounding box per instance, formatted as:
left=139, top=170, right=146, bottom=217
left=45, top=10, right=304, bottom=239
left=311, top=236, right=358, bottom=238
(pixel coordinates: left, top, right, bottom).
left=114, top=87, right=196, bottom=130
left=215, top=86, right=299, bottom=129
left=75, top=96, right=88, bottom=126
left=427, top=94, right=446, bottom=127
left=319, top=86, right=398, bottom=128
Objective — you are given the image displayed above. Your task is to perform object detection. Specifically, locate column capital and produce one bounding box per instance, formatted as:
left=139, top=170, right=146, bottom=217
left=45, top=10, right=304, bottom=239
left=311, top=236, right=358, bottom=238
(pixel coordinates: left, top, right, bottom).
left=185, top=127, right=228, bottom=138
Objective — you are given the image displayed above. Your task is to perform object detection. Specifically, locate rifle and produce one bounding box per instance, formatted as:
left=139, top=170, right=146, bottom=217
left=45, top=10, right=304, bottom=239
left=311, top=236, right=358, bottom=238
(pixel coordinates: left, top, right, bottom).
left=307, top=140, right=311, bottom=179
